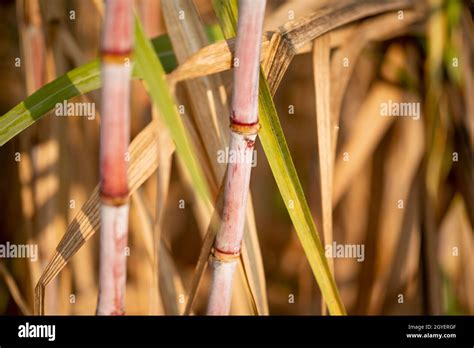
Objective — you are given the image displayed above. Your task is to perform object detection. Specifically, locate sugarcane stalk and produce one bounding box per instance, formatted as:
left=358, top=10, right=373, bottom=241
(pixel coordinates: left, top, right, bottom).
left=207, top=0, right=266, bottom=315
left=97, top=0, right=133, bottom=316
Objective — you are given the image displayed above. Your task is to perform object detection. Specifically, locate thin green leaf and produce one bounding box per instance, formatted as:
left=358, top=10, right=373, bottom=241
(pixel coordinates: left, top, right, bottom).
left=0, top=60, right=99, bottom=146
left=134, top=16, right=211, bottom=209
left=0, top=25, right=222, bottom=146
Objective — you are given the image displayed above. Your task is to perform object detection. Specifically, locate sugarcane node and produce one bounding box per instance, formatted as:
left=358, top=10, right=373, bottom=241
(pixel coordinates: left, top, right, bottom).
left=101, top=49, right=132, bottom=64
left=211, top=247, right=240, bottom=263
left=99, top=191, right=129, bottom=206
left=229, top=119, right=261, bottom=135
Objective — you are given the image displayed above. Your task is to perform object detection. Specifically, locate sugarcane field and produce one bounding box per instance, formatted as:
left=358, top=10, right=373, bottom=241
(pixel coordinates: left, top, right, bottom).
left=0, top=0, right=472, bottom=346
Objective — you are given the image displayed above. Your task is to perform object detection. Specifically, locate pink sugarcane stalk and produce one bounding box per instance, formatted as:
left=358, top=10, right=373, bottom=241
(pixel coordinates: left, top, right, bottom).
left=97, top=0, right=133, bottom=315
left=207, top=0, right=266, bottom=315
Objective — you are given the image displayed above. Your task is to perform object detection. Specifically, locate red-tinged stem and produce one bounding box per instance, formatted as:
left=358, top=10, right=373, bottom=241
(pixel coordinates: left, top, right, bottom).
left=97, top=0, right=133, bottom=316
left=207, top=0, right=266, bottom=315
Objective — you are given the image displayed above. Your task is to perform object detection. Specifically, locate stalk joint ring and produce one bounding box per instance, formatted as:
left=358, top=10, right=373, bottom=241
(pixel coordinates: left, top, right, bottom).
left=211, top=247, right=240, bottom=263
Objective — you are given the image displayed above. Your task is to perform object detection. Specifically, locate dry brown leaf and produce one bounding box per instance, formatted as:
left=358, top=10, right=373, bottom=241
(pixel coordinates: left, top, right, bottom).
left=312, top=33, right=333, bottom=315
left=170, top=0, right=416, bottom=91
left=34, top=119, right=160, bottom=315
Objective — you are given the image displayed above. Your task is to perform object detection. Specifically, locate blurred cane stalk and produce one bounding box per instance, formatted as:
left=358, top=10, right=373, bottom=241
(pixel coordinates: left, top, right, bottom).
left=206, top=0, right=266, bottom=315
left=97, top=0, right=133, bottom=315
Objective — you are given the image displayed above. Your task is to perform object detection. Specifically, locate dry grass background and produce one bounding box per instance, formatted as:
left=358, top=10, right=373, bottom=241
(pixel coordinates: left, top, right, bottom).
left=0, top=0, right=472, bottom=315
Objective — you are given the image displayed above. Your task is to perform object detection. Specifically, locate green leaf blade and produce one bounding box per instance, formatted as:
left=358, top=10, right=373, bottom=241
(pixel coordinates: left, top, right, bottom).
left=0, top=60, right=100, bottom=146
left=134, top=17, right=211, bottom=208
left=0, top=29, right=203, bottom=146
